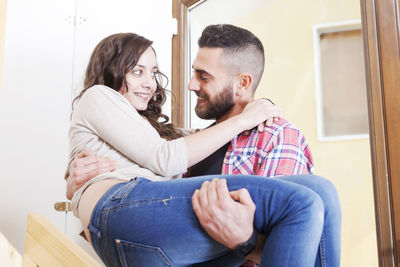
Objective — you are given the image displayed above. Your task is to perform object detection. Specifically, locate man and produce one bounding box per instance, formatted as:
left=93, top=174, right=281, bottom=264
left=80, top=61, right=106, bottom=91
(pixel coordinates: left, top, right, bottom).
left=187, top=24, right=313, bottom=179
left=66, top=25, right=340, bottom=266
left=186, top=24, right=315, bottom=266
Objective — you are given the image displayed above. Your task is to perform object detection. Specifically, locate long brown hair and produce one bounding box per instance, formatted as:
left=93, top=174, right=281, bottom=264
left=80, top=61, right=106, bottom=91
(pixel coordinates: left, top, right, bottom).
left=73, top=33, right=181, bottom=140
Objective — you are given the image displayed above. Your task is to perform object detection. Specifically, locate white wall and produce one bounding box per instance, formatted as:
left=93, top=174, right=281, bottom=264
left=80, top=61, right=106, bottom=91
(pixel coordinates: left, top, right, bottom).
left=0, top=0, right=173, bottom=256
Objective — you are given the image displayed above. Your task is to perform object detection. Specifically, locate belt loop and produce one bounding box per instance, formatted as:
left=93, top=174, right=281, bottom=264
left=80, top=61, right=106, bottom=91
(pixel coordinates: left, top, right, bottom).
left=88, top=223, right=102, bottom=239
left=112, top=177, right=140, bottom=202
left=120, top=178, right=140, bottom=202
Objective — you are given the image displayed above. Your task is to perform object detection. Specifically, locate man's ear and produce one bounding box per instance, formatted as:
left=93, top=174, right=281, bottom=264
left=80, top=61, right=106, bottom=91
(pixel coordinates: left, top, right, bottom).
left=236, top=73, right=252, bottom=97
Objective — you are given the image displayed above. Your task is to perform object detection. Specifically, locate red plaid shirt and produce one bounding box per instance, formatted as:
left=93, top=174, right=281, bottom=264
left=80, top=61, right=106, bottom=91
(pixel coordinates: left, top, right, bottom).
left=221, top=119, right=313, bottom=177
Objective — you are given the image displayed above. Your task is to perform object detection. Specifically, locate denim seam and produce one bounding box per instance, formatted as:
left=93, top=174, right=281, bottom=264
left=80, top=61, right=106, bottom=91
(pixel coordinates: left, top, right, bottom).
left=116, top=240, right=172, bottom=266
left=108, top=196, right=174, bottom=212
left=319, top=233, right=327, bottom=267
left=102, top=208, right=113, bottom=267
left=92, top=183, right=123, bottom=266
left=109, top=182, right=128, bottom=200
left=112, top=178, right=140, bottom=201
left=115, top=241, right=129, bottom=267
left=87, top=180, right=140, bottom=266
left=121, top=178, right=141, bottom=201
left=91, top=183, right=124, bottom=233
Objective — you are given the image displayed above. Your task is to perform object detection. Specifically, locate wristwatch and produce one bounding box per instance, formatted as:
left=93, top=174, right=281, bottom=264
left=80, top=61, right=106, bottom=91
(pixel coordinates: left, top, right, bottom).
left=233, top=229, right=258, bottom=257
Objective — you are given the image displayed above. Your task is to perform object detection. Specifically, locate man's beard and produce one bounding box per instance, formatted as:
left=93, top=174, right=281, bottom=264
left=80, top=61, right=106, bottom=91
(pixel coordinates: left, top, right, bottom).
left=195, top=85, right=234, bottom=120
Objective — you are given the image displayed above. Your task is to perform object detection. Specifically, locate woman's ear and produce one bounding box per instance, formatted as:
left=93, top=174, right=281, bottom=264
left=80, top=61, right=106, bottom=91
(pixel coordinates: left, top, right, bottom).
left=236, top=73, right=252, bottom=96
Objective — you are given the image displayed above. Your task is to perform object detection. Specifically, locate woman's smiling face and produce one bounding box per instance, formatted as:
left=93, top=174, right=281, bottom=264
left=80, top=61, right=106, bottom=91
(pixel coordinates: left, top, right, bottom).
left=121, top=47, right=158, bottom=111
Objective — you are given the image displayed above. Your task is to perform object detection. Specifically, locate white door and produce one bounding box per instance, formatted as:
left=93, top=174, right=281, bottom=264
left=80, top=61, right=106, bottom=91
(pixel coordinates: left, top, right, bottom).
left=0, top=0, right=173, bottom=261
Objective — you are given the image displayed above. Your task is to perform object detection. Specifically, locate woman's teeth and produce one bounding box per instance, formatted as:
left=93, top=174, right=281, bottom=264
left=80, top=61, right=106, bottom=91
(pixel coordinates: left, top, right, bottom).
left=135, top=93, right=149, bottom=97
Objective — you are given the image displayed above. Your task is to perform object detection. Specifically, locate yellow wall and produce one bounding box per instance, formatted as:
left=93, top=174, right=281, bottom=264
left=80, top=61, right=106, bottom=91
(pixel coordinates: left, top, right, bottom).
left=0, top=0, right=6, bottom=93
left=237, top=0, right=377, bottom=266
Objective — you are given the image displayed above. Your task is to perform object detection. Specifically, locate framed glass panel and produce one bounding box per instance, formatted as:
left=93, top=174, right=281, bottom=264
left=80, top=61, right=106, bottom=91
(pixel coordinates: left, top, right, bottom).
left=313, top=20, right=369, bottom=141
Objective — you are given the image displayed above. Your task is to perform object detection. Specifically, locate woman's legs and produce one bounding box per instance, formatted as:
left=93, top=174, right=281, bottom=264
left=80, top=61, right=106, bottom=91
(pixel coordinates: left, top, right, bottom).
left=278, top=175, right=341, bottom=267
left=196, top=175, right=341, bottom=267
left=88, top=175, right=324, bottom=267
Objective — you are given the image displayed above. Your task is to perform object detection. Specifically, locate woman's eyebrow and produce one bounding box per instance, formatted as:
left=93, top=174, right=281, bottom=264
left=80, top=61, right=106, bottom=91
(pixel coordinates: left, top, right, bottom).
left=134, top=64, right=158, bottom=70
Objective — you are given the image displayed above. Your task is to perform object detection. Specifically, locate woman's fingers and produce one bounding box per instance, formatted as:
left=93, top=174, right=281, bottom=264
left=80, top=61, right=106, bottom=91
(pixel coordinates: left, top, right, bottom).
left=241, top=99, right=283, bottom=130
left=257, top=116, right=280, bottom=132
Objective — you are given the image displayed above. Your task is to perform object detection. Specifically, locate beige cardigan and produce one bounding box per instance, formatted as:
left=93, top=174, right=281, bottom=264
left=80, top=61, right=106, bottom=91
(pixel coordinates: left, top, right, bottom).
left=68, top=85, right=188, bottom=217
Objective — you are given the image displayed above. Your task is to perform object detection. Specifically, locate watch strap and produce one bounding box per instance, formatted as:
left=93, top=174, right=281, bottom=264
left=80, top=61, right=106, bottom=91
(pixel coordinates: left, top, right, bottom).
left=233, top=229, right=258, bottom=257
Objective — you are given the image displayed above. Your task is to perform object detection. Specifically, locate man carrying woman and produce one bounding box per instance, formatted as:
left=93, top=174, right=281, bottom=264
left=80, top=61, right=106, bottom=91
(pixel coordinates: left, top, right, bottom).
left=66, top=25, right=341, bottom=266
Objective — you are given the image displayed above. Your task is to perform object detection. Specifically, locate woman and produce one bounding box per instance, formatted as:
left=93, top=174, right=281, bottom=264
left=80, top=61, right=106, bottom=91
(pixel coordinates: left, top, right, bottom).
left=67, top=33, right=325, bottom=267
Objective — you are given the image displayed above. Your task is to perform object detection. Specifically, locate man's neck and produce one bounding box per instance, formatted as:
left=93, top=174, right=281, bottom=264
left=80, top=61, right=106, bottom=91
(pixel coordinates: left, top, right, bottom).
left=216, top=102, right=247, bottom=123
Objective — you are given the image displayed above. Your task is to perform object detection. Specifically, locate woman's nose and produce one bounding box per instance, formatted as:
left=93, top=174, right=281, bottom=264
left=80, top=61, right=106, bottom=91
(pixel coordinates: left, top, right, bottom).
left=142, top=72, right=156, bottom=89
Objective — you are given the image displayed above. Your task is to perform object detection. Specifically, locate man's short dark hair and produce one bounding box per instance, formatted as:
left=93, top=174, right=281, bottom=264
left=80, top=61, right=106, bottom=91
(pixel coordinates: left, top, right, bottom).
left=198, top=24, right=265, bottom=92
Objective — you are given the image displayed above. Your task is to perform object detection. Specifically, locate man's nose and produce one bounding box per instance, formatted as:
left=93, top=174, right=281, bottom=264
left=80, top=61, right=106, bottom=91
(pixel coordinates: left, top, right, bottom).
left=188, top=74, right=200, bottom=91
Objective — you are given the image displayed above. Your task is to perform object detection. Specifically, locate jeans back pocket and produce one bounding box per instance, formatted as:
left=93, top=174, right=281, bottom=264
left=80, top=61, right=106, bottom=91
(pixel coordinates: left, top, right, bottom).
left=115, top=239, right=172, bottom=267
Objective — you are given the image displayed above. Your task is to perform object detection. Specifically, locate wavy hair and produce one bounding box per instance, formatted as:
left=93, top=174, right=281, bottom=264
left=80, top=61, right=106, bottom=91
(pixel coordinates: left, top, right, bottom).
left=72, top=33, right=181, bottom=140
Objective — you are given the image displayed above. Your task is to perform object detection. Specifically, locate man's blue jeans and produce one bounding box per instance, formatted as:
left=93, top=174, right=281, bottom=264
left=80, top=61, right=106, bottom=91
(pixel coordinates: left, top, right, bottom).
left=88, top=174, right=339, bottom=267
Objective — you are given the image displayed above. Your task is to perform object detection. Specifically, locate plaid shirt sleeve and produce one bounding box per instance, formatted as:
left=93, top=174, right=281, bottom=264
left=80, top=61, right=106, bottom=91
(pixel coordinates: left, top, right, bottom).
left=255, top=121, right=314, bottom=177
left=222, top=119, right=313, bottom=177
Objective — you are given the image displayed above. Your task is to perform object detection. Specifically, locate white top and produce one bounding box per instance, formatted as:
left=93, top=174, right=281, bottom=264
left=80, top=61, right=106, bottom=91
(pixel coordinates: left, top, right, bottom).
left=68, top=85, right=188, bottom=217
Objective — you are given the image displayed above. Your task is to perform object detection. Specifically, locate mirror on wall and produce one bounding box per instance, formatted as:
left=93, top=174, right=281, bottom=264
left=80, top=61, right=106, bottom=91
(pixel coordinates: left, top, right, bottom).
left=179, top=0, right=377, bottom=266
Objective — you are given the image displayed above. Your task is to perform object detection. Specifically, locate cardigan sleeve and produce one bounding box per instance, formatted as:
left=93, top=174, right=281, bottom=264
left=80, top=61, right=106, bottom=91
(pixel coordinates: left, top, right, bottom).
left=71, top=86, right=188, bottom=177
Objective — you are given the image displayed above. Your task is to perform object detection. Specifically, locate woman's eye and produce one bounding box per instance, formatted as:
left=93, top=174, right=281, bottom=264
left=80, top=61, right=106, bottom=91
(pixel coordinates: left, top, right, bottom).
left=151, top=72, right=158, bottom=78
left=132, top=70, right=142, bottom=75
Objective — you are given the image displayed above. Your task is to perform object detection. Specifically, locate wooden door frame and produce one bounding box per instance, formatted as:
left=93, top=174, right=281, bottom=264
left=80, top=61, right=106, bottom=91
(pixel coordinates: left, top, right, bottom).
left=171, top=0, right=203, bottom=128
left=361, top=0, right=400, bottom=265
left=172, top=0, right=400, bottom=265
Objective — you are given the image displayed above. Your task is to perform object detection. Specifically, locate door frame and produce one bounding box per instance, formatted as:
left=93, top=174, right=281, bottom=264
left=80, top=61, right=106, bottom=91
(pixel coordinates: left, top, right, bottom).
left=171, top=0, right=203, bottom=128
left=361, top=0, right=400, bottom=265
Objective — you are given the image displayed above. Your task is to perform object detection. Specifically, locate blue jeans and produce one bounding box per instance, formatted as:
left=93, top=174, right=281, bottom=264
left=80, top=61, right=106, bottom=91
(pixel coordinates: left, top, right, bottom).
left=197, top=175, right=341, bottom=267
left=281, top=176, right=341, bottom=267
left=88, top=175, right=337, bottom=267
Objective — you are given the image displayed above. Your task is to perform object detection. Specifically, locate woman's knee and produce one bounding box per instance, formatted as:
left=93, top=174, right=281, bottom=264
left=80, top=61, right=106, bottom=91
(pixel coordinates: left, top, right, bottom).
left=283, top=185, right=325, bottom=228
left=300, top=187, right=324, bottom=217
left=281, top=175, right=341, bottom=218
left=312, top=176, right=339, bottom=198
left=308, top=176, right=341, bottom=219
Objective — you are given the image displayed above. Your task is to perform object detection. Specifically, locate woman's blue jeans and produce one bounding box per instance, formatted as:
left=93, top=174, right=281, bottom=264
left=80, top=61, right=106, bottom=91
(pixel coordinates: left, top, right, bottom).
left=88, top=174, right=340, bottom=267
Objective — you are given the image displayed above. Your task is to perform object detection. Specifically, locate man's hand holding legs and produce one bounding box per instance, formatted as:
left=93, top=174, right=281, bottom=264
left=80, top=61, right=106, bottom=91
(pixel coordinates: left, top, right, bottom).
left=192, top=178, right=255, bottom=250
